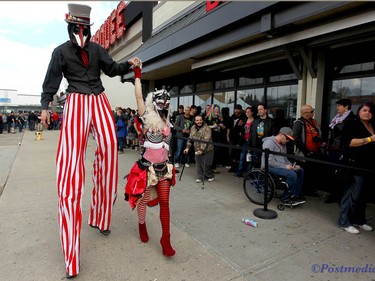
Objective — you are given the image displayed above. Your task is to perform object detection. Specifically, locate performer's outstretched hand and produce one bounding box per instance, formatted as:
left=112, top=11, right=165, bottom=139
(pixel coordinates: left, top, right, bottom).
left=133, top=64, right=142, bottom=79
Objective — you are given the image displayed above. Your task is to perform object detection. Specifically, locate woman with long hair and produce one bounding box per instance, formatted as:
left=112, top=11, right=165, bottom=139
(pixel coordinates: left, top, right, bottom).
left=337, top=101, right=375, bottom=234
left=124, top=61, right=176, bottom=256
left=235, top=106, right=255, bottom=177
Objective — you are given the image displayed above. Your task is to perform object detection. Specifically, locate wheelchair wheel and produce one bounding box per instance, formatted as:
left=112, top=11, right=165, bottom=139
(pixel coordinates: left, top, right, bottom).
left=243, top=168, right=275, bottom=205
left=277, top=203, right=285, bottom=211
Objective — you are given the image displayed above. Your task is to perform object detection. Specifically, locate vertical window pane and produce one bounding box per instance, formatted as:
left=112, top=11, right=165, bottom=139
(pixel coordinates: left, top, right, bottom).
left=180, top=84, right=193, bottom=94
left=179, top=95, right=193, bottom=107
left=195, top=93, right=212, bottom=108
left=266, top=85, right=298, bottom=125
left=213, top=91, right=235, bottom=114
left=237, top=88, right=265, bottom=108
left=170, top=97, right=178, bottom=112
left=196, top=81, right=212, bottom=93
left=168, top=86, right=178, bottom=96
left=329, top=77, right=375, bottom=119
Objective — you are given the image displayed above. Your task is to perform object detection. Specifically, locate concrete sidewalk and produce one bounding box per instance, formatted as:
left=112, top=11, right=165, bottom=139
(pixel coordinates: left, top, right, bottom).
left=0, top=130, right=374, bottom=281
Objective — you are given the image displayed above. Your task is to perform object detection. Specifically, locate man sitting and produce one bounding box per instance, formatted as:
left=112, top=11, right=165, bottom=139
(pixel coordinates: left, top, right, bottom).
left=261, top=127, right=305, bottom=206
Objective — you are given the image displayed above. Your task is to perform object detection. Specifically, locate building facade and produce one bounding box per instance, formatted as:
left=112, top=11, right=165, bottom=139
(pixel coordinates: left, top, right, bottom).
left=100, top=1, right=375, bottom=133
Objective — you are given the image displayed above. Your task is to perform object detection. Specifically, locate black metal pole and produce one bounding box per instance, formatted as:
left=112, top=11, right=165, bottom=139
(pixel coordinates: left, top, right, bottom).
left=263, top=148, right=269, bottom=211
left=253, top=148, right=278, bottom=219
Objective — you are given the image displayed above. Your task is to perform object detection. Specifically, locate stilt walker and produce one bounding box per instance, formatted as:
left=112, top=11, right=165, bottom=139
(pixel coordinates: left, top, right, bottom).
left=40, top=4, right=139, bottom=278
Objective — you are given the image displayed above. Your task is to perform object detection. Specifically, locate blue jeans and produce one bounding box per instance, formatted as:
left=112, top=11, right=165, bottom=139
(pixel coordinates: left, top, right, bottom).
left=338, top=175, right=367, bottom=227
left=174, top=138, right=187, bottom=164
left=236, top=140, right=251, bottom=176
left=118, top=137, right=124, bottom=151
left=268, top=166, right=304, bottom=199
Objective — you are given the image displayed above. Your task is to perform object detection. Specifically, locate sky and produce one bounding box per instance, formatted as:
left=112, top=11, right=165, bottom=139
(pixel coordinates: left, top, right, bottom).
left=0, top=1, right=122, bottom=105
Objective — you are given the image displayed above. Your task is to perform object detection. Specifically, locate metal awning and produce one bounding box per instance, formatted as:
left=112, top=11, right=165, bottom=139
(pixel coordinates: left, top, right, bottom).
left=122, top=1, right=374, bottom=82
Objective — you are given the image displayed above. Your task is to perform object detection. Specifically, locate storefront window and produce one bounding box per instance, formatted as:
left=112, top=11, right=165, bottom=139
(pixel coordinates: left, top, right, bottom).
left=213, top=91, right=234, bottom=114
left=238, top=76, right=263, bottom=87
left=180, top=84, right=193, bottom=94
left=269, top=73, right=297, bottom=82
left=338, top=62, right=374, bottom=74
left=237, top=88, right=264, bottom=109
left=266, top=85, right=298, bottom=125
left=328, top=76, right=375, bottom=119
left=168, top=85, right=178, bottom=97
left=195, top=93, right=212, bottom=109
left=170, top=97, right=178, bottom=112
left=215, top=78, right=234, bottom=90
left=179, top=95, right=193, bottom=107
left=196, top=81, right=212, bottom=93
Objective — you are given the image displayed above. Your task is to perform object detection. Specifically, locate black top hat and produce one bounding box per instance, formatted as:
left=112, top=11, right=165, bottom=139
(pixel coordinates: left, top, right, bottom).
left=65, top=3, right=93, bottom=26
left=336, top=99, right=352, bottom=108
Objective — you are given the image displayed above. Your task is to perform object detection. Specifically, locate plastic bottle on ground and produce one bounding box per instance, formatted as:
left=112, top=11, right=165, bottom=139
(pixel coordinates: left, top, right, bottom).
left=242, top=218, right=258, bottom=227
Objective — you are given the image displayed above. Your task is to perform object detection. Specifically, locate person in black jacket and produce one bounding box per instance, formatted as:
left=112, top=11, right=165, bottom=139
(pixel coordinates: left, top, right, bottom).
left=325, top=99, right=355, bottom=203
left=228, top=104, right=246, bottom=172
left=27, top=111, right=38, bottom=131
left=250, top=103, right=275, bottom=167
left=174, top=106, right=192, bottom=167
left=337, top=102, right=375, bottom=234
left=39, top=3, right=139, bottom=278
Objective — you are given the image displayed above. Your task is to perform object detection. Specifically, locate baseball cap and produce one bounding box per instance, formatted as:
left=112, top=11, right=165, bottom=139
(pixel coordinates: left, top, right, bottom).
left=279, top=127, right=294, bottom=140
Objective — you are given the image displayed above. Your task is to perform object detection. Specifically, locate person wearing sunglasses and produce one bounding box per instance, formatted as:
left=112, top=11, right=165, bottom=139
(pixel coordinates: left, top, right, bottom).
left=292, top=104, right=326, bottom=197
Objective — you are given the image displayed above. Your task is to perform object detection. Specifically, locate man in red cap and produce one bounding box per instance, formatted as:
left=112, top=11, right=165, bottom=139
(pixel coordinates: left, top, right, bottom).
left=40, top=3, right=139, bottom=279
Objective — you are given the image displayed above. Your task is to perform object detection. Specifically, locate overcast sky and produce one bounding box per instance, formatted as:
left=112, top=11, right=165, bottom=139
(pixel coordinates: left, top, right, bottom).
left=0, top=1, right=121, bottom=105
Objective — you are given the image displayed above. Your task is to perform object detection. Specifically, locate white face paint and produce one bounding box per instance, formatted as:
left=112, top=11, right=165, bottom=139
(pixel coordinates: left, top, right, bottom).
left=72, top=24, right=89, bottom=48
left=152, top=90, right=170, bottom=111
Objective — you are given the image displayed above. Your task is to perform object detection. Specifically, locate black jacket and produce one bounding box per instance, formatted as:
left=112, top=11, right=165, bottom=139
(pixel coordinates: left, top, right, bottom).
left=328, top=111, right=355, bottom=152
left=41, top=41, right=131, bottom=109
left=250, top=116, right=275, bottom=149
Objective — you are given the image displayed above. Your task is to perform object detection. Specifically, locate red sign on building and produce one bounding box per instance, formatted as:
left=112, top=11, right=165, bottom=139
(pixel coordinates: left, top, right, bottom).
left=206, top=1, right=223, bottom=12
left=91, top=1, right=126, bottom=50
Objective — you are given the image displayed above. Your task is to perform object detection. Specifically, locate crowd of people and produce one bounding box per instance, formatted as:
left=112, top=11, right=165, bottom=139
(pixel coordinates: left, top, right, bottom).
left=0, top=110, right=62, bottom=134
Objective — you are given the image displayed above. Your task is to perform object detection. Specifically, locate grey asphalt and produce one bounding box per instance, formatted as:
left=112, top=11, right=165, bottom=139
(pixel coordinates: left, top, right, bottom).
left=0, top=130, right=374, bottom=281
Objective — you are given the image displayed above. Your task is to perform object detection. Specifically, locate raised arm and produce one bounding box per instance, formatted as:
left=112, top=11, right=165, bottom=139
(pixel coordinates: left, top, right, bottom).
left=133, top=63, right=145, bottom=116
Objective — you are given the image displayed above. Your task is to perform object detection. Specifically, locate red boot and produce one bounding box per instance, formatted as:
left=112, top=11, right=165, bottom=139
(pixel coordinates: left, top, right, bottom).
left=139, top=223, right=149, bottom=243
left=160, top=234, right=175, bottom=256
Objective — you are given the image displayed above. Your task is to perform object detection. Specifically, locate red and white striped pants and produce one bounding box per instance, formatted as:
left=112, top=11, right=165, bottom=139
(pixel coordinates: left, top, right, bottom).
left=56, top=92, right=118, bottom=276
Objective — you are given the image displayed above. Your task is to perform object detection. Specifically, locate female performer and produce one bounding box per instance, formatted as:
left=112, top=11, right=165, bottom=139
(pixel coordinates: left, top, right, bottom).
left=124, top=62, right=176, bottom=256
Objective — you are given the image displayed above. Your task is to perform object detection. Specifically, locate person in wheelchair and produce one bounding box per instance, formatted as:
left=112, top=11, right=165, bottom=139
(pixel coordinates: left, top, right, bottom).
left=261, top=127, right=306, bottom=206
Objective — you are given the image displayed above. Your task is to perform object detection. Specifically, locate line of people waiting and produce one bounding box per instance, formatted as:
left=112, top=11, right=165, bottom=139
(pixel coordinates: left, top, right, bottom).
left=168, top=99, right=374, bottom=235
